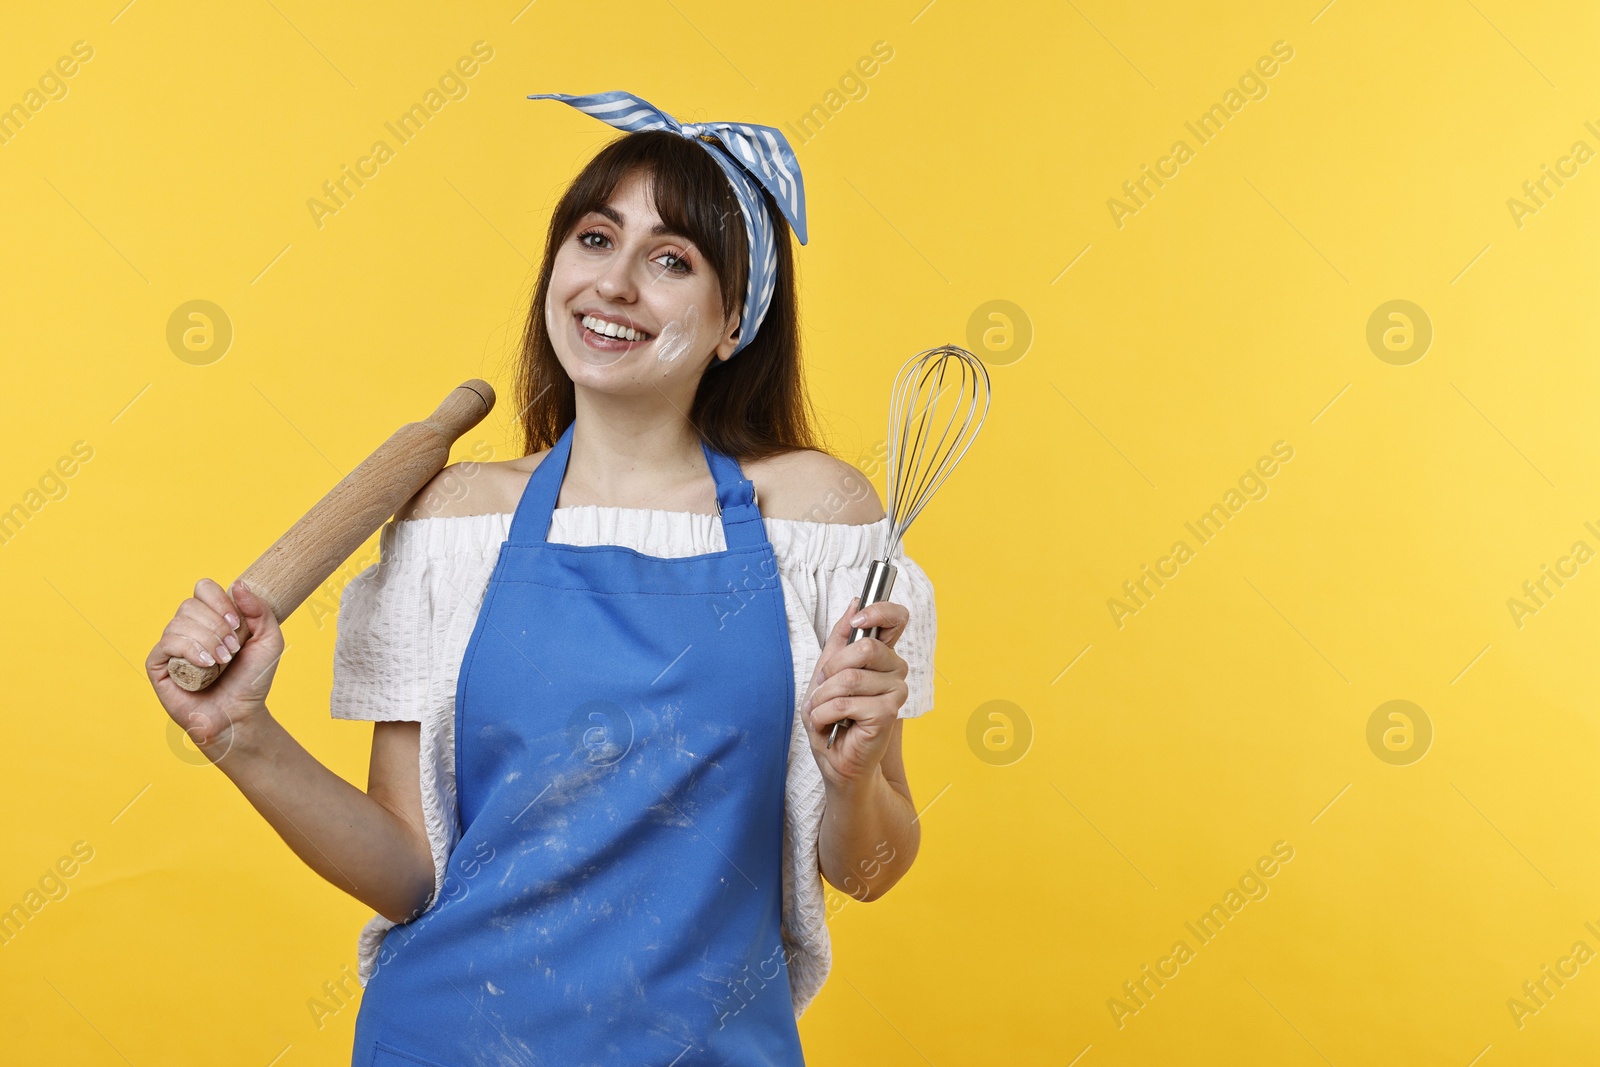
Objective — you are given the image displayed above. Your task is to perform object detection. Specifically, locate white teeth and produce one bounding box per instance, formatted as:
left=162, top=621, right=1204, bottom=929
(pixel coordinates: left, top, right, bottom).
left=581, top=315, right=649, bottom=342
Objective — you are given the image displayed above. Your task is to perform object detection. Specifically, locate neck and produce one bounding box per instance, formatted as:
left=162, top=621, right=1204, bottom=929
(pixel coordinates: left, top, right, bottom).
left=561, top=385, right=708, bottom=509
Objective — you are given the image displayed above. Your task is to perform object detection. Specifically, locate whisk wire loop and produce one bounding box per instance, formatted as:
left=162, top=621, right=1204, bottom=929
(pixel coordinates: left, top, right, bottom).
left=885, top=345, right=990, bottom=558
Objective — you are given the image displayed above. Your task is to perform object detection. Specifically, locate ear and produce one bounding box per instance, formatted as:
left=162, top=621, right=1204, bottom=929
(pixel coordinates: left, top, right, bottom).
left=713, top=321, right=741, bottom=361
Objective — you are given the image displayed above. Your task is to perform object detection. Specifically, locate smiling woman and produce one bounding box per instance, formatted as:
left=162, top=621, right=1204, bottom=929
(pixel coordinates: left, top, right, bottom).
left=334, top=105, right=937, bottom=1063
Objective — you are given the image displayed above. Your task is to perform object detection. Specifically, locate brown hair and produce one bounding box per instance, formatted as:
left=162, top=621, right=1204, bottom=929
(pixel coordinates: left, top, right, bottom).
left=512, top=129, right=820, bottom=462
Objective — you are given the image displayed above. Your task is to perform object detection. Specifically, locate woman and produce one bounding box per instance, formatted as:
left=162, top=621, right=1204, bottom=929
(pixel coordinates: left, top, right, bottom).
left=145, top=91, right=937, bottom=1064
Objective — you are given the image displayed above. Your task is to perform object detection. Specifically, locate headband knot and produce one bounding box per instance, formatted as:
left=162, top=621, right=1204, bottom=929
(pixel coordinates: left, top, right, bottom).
left=528, top=90, right=809, bottom=357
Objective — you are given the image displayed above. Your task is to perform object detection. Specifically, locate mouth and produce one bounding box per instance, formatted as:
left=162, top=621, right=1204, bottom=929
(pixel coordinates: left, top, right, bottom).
left=574, top=312, right=654, bottom=352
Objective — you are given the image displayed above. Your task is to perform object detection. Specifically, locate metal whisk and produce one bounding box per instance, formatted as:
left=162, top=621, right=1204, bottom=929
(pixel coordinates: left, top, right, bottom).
left=827, top=344, right=992, bottom=748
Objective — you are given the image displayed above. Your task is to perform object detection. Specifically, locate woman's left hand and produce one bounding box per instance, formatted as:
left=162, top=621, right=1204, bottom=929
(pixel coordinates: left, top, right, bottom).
left=802, top=596, right=910, bottom=785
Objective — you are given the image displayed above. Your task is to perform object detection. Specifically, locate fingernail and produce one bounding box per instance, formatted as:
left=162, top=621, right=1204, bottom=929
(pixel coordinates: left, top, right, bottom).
left=225, top=612, right=239, bottom=628
left=216, top=644, right=232, bottom=664
left=196, top=649, right=215, bottom=666
left=850, top=612, right=867, bottom=626
left=224, top=634, right=240, bottom=653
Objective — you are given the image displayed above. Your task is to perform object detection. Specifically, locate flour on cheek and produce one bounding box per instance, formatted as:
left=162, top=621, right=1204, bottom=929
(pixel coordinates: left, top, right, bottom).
left=653, top=304, right=699, bottom=364
left=544, top=287, right=562, bottom=345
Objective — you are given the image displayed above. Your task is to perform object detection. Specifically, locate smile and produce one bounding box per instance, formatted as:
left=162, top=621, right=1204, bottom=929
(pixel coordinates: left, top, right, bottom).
left=577, top=313, right=653, bottom=346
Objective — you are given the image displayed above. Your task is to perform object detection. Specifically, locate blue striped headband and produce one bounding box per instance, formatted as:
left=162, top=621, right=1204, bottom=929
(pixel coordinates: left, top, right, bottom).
left=528, top=90, right=808, bottom=357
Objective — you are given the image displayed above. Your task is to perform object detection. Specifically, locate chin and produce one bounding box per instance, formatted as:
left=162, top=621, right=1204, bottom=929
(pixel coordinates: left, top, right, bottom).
left=554, top=345, right=667, bottom=393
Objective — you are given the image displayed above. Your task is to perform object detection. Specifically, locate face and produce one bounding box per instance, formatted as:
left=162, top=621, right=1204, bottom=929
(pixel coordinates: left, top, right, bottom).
left=544, top=169, right=741, bottom=394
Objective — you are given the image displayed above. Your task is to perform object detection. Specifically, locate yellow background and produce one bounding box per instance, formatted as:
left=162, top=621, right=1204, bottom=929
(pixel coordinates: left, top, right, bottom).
left=3, top=0, right=1598, bottom=1062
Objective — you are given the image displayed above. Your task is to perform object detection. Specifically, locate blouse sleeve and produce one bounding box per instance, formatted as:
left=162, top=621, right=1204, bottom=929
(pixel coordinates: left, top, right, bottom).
left=810, top=522, right=939, bottom=719
left=884, top=548, right=937, bottom=718
left=889, top=550, right=937, bottom=718
left=330, top=520, right=435, bottom=722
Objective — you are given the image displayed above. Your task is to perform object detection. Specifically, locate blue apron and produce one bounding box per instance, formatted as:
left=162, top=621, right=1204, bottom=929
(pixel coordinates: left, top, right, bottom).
left=350, top=421, right=805, bottom=1066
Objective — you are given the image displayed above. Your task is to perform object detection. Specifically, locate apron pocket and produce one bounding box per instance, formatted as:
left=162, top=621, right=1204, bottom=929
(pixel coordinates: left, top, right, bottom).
left=371, top=1041, right=457, bottom=1067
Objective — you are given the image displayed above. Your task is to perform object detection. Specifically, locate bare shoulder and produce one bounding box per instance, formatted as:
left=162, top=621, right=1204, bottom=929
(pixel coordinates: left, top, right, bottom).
left=394, top=451, right=550, bottom=522
left=743, top=448, right=886, bottom=525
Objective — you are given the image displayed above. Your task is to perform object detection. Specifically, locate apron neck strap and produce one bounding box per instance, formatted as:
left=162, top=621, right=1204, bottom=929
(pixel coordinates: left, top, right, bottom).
left=507, top=422, right=766, bottom=549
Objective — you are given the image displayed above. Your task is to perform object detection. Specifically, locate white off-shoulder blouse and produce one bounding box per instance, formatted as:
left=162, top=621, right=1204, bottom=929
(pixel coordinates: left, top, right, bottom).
left=329, top=506, right=937, bottom=1018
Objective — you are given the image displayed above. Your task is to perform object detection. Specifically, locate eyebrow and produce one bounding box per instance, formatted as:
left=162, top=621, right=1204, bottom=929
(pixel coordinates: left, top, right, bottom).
left=591, top=204, right=689, bottom=240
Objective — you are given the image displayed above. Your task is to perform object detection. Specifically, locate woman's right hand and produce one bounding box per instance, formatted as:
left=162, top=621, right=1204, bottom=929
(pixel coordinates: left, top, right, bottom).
left=145, top=578, right=285, bottom=763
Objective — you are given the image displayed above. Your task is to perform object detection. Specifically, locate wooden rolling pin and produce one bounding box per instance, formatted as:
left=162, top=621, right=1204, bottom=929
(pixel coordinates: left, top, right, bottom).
left=166, top=379, right=496, bottom=691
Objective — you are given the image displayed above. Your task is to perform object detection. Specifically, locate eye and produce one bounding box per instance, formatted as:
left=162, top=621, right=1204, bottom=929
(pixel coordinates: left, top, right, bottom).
left=655, top=250, right=691, bottom=275
left=577, top=228, right=609, bottom=250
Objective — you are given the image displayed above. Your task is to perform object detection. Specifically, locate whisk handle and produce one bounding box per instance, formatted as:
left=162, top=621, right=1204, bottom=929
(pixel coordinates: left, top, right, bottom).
left=847, top=558, right=898, bottom=644
left=826, top=558, right=898, bottom=749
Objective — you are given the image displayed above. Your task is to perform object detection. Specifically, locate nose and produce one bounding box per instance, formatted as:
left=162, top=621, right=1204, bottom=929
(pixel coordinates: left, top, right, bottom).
left=594, top=245, right=642, bottom=302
